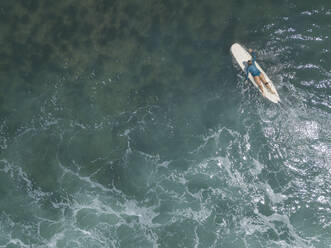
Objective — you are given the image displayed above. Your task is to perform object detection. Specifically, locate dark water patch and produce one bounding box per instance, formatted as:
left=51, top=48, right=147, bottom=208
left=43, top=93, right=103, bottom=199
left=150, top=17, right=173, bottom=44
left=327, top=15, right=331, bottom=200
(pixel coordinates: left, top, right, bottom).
left=0, top=0, right=330, bottom=247
left=219, top=17, right=239, bottom=53
left=158, top=220, right=197, bottom=248
left=124, top=2, right=139, bottom=17
left=15, top=134, right=61, bottom=193
left=111, top=156, right=152, bottom=200
left=145, top=16, right=162, bottom=52
left=20, top=0, right=39, bottom=12
left=99, top=26, right=117, bottom=45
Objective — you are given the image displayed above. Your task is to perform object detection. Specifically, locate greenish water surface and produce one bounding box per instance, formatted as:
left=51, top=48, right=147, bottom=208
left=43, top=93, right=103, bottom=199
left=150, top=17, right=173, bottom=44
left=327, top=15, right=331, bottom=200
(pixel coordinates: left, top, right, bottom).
left=0, top=0, right=330, bottom=247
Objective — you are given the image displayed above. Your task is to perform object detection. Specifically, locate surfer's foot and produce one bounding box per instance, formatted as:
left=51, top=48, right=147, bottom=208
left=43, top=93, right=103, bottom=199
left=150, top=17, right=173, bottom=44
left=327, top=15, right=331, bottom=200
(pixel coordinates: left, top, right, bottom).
left=269, top=88, right=276, bottom=94
left=265, top=82, right=276, bottom=94
left=262, top=90, right=266, bottom=97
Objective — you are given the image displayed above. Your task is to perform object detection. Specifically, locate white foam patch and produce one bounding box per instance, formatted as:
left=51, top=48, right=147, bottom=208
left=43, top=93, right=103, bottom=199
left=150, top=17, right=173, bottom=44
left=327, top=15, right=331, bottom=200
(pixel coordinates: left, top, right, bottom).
left=190, top=127, right=239, bottom=155
left=296, top=121, right=320, bottom=140
left=175, top=205, right=212, bottom=224
left=0, top=121, right=8, bottom=150
left=6, top=238, right=30, bottom=248
left=122, top=200, right=160, bottom=227
left=251, top=210, right=314, bottom=248
left=58, top=161, right=112, bottom=193
left=250, top=159, right=264, bottom=176
left=264, top=184, right=288, bottom=204
left=47, top=232, right=65, bottom=248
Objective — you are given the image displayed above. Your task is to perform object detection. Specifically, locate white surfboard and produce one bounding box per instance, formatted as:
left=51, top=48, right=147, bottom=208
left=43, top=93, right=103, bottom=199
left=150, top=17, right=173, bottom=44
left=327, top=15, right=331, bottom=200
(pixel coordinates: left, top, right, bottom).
left=230, top=43, right=280, bottom=103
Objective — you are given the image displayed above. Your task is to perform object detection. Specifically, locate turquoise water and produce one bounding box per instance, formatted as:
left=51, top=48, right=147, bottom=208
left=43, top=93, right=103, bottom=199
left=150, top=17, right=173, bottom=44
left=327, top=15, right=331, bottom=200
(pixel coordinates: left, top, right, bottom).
left=0, top=0, right=330, bottom=247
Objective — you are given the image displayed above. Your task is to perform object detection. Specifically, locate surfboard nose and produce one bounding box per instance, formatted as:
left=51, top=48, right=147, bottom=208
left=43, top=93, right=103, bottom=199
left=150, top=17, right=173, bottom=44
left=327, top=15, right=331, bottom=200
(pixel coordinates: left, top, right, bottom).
left=230, top=43, right=241, bottom=52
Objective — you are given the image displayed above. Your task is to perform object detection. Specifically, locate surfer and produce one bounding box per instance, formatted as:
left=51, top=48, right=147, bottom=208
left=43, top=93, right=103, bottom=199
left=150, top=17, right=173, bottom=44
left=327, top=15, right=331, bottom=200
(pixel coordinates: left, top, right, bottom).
left=245, top=49, right=275, bottom=95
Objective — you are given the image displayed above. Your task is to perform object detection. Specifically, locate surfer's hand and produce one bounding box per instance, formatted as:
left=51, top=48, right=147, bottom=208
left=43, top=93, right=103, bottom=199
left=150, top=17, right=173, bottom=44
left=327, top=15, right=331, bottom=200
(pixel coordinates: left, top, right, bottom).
left=248, top=48, right=253, bottom=53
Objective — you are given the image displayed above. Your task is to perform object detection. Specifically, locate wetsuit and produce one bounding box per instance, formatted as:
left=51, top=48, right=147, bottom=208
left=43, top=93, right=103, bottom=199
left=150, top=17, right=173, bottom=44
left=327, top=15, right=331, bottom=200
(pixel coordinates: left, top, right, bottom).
left=245, top=52, right=261, bottom=80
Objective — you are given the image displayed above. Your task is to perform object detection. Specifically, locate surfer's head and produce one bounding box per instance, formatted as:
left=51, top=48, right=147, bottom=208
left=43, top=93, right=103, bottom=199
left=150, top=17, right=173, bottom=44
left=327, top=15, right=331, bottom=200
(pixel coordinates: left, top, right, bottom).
left=247, top=60, right=252, bottom=65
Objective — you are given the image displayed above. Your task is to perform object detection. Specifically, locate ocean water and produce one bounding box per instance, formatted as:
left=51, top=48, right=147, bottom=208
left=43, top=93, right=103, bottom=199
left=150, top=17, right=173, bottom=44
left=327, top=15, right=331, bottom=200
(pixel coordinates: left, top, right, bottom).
left=0, top=0, right=330, bottom=247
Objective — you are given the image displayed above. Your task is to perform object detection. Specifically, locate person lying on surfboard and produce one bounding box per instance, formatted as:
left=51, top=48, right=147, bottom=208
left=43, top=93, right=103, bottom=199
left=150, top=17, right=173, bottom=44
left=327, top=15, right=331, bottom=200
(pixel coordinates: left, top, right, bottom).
left=245, top=48, right=275, bottom=96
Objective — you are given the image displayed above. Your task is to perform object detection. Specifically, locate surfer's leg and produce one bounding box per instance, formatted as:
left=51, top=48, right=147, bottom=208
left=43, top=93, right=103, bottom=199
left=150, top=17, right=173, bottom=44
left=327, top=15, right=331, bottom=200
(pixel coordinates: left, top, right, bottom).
left=253, top=76, right=265, bottom=96
left=259, top=73, right=275, bottom=94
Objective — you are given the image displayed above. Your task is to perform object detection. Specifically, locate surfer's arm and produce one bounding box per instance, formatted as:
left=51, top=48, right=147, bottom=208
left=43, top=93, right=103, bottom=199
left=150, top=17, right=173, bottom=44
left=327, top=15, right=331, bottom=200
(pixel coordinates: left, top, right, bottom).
left=251, top=52, right=257, bottom=64
left=245, top=67, right=249, bottom=80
